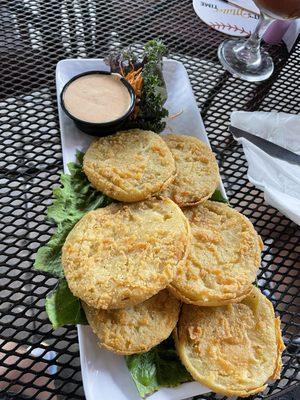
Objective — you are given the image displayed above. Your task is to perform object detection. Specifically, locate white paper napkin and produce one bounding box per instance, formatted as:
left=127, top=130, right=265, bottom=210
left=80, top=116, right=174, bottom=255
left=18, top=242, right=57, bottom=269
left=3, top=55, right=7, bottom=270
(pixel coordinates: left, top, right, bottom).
left=231, top=111, right=300, bottom=225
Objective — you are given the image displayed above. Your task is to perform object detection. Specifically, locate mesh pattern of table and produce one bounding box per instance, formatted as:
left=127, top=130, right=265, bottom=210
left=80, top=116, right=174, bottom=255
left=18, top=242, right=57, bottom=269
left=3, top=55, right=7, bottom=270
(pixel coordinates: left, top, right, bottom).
left=0, top=1, right=299, bottom=399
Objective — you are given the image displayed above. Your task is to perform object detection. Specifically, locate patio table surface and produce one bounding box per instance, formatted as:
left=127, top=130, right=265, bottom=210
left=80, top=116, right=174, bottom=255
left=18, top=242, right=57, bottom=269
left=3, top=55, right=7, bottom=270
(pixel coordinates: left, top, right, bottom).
left=0, top=1, right=299, bottom=399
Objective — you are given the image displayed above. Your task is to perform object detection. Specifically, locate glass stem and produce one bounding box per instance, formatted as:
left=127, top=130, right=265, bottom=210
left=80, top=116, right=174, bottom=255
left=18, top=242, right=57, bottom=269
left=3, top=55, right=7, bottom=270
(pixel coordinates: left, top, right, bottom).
left=235, top=12, right=274, bottom=65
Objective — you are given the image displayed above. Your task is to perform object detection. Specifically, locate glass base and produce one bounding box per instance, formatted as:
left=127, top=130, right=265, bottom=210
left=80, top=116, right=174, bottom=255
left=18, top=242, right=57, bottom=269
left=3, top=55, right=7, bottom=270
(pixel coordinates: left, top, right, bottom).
left=218, top=39, right=274, bottom=82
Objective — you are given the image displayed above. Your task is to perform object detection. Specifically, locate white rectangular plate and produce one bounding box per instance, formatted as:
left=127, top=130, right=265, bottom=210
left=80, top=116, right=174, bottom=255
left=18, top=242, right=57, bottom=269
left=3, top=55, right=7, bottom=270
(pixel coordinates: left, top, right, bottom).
left=56, top=58, right=221, bottom=400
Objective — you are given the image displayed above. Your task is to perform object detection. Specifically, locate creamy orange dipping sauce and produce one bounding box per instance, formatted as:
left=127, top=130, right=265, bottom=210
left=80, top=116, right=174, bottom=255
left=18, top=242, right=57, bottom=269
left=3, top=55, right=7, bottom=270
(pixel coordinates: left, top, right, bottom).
left=63, top=74, right=132, bottom=123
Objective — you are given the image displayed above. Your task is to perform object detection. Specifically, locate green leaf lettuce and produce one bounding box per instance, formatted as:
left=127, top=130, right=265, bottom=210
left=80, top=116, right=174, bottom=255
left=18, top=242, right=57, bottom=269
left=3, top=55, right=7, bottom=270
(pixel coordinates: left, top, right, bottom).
left=34, top=222, right=73, bottom=278
left=34, top=151, right=111, bottom=279
left=47, top=151, right=111, bottom=226
left=210, top=188, right=229, bottom=204
left=46, top=278, right=87, bottom=329
left=126, top=337, right=192, bottom=398
left=34, top=151, right=111, bottom=328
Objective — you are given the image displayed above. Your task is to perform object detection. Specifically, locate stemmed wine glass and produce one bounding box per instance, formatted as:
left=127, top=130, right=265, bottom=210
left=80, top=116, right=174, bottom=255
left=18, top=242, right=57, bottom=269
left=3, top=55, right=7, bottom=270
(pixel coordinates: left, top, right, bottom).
left=218, top=0, right=300, bottom=82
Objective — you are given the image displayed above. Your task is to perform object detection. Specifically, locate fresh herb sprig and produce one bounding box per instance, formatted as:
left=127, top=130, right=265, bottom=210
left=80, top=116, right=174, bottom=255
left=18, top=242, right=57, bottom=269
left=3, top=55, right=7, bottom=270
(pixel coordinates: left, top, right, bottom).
left=106, top=39, right=169, bottom=133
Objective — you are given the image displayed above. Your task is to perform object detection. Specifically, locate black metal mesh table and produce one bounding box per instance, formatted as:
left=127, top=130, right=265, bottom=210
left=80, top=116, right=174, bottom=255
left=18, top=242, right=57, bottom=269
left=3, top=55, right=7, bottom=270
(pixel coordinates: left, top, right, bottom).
left=0, top=1, right=299, bottom=399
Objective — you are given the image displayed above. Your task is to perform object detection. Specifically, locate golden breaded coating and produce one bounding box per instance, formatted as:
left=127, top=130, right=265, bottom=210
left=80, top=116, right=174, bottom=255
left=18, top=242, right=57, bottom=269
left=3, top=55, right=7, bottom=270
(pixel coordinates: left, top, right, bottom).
left=83, top=289, right=181, bottom=355
left=160, top=134, right=219, bottom=207
left=174, top=287, right=285, bottom=397
left=62, top=198, right=190, bottom=309
left=169, top=201, right=263, bottom=306
left=83, top=129, right=176, bottom=202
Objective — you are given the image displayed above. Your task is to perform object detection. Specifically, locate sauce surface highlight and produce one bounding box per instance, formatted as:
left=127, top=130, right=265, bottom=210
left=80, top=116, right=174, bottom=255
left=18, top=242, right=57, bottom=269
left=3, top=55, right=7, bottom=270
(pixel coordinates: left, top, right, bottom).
left=63, top=74, right=131, bottom=123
